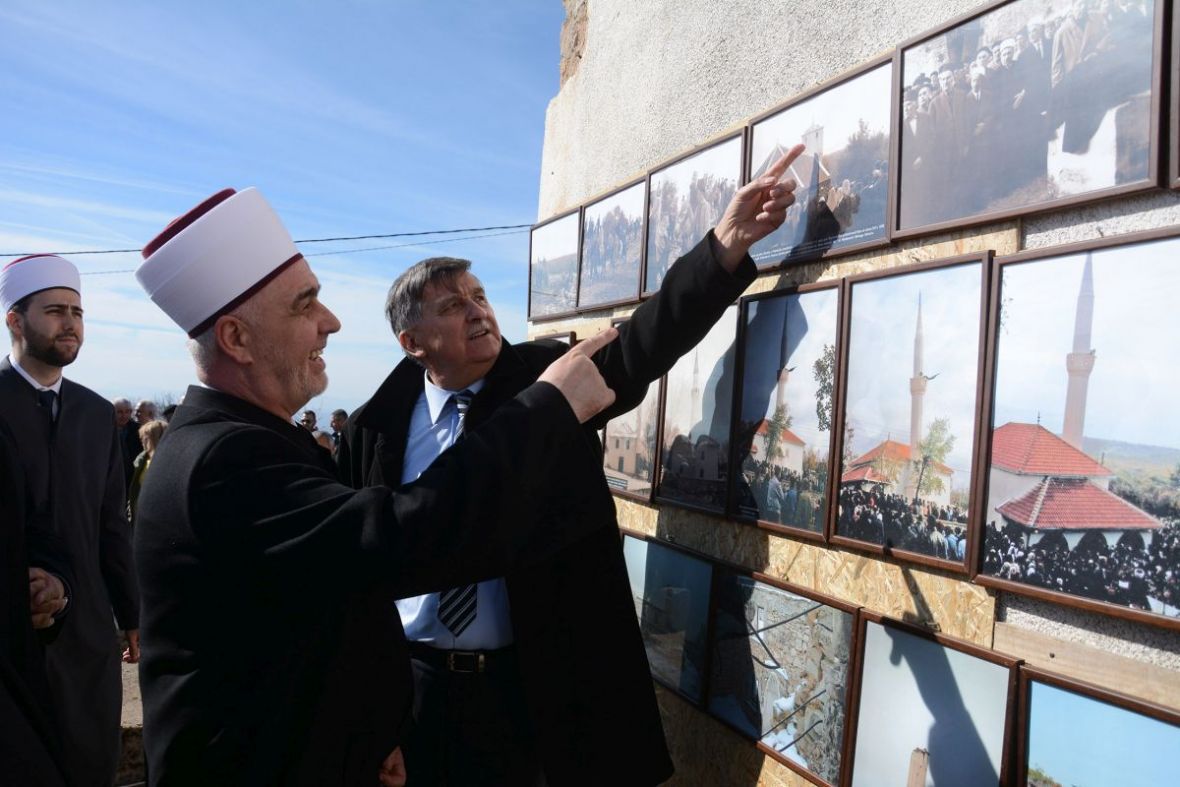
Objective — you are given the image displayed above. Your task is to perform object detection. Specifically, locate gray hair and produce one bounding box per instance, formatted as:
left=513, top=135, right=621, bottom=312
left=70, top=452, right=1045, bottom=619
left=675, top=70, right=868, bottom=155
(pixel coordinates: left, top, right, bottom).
left=185, top=296, right=265, bottom=377
left=111, top=397, right=132, bottom=408
left=384, top=257, right=472, bottom=336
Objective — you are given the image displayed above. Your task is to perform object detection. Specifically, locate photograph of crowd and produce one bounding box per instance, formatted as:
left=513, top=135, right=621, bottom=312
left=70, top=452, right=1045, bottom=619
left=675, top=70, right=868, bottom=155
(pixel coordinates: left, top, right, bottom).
left=646, top=135, right=741, bottom=293
left=707, top=574, right=853, bottom=784
left=851, top=620, right=1011, bottom=787
left=981, top=237, right=1180, bottom=620
left=622, top=535, right=713, bottom=702
left=748, top=61, right=892, bottom=265
left=528, top=210, right=580, bottom=318
left=1024, top=678, right=1180, bottom=786
left=836, top=262, right=984, bottom=562
left=657, top=305, right=739, bottom=513
left=578, top=180, right=644, bottom=308
left=898, top=0, right=1158, bottom=231
left=603, top=376, right=662, bottom=500
left=733, top=287, right=839, bottom=534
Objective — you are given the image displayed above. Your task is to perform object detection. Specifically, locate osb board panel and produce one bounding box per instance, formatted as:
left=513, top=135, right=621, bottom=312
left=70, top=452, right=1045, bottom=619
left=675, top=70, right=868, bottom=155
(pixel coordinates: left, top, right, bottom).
left=618, top=499, right=996, bottom=646
left=993, top=623, right=1180, bottom=711
left=656, top=685, right=810, bottom=787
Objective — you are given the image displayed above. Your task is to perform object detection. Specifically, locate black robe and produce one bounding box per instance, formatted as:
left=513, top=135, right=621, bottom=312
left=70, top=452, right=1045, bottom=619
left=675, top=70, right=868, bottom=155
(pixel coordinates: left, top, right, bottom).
left=135, top=380, right=605, bottom=786
left=340, top=232, right=756, bottom=786
left=0, top=359, right=138, bottom=787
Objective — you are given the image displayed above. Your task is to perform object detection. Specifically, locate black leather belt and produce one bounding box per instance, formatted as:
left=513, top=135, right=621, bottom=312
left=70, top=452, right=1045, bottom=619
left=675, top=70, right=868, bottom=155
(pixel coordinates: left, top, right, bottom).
left=408, top=642, right=516, bottom=674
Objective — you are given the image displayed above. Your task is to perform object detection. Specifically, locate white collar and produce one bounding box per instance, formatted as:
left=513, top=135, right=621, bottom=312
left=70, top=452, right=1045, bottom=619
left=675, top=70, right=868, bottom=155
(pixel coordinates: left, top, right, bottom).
left=8, top=354, right=62, bottom=394
left=423, top=371, right=485, bottom=426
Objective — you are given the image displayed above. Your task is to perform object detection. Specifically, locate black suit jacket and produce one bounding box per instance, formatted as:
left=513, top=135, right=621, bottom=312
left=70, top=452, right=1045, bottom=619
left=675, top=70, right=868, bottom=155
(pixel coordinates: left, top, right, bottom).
left=136, top=381, right=605, bottom=786
left=340, top=232, right=756, bottom=786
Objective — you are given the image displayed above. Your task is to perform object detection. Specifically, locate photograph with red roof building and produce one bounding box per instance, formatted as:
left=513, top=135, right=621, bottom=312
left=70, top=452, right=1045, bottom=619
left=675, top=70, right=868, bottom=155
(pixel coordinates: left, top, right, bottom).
left=836, top=260, right=984, bottom=562
left=981, top=237, right=1180, bottom=619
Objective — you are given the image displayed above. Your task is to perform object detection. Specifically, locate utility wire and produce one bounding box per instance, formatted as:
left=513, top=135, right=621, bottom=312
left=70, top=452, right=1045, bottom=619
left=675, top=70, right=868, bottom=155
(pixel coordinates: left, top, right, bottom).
left=0, top=222, right=532, bottom=259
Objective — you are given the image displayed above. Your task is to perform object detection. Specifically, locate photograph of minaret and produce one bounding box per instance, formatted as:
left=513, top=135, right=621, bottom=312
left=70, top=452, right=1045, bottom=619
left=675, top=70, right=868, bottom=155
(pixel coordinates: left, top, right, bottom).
left=578, top=179, right=645, bottom=309
left=528, top=209, right=580, bottom=319
left=835, top=258, right=986, bottom=565
left=747, top=58, right=892, bottom=267
left=603, top=318, right=662, bottom=501
left=645, top=133, right=742, bottom=294
left=656, top=304, right=739, bottom=513
left=732, top=285, right=840, bottom=535
left=979, top=234, right=1180, bottom=622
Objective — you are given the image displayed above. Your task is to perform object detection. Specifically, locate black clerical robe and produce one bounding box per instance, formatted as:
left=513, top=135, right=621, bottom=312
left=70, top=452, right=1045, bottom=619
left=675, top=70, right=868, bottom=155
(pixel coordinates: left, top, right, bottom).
left=0, top=358, right=139, bottom=787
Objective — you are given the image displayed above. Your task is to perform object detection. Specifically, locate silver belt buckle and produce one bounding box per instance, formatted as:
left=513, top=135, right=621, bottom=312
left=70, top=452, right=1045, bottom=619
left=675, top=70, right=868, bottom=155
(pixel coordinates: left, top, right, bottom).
left=446, top=650, right=485, bottom=673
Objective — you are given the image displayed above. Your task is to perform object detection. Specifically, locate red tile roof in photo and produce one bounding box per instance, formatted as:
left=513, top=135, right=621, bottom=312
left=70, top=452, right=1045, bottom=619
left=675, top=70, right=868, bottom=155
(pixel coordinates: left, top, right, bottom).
left=848, top=439, right=952, bottom=476
left=840, top=464, right=889, bottom=484
left=754, top=419, right=805, bottom=445
left=990, top=422, right=1110, bottom=478
left=996, top=477, right=1160, bottom=531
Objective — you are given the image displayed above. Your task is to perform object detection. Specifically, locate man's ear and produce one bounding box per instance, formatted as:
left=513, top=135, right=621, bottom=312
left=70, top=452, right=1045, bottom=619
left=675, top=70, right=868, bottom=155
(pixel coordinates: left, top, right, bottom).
left=5, top=310, right=22, bottom=340
left=398, top=329, right=425, bottom=361
left=214, top=315, right=254, bottom=365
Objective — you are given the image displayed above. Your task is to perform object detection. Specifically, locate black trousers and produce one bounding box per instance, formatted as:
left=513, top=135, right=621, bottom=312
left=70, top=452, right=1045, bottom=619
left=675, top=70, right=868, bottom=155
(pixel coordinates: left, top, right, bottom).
left=404, top=648, right=546, bottom=787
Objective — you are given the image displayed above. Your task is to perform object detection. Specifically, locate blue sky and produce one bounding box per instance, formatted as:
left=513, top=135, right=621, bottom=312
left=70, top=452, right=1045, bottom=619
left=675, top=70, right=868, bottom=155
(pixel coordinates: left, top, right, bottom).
left=0, top=0, right=565, bottom=419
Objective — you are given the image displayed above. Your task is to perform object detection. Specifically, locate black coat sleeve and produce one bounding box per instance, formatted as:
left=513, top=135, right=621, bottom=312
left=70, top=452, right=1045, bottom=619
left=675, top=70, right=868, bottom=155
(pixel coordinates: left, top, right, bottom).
left=586, top=230, right=756, bottom=428
left=98, top=423, right=139, bottom=630
left=192, top=381, right=602, bottom=599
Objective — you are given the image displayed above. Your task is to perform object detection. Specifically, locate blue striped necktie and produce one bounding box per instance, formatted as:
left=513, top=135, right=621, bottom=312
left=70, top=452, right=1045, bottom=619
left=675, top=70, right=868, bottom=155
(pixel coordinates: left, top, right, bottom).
left=438, top=390, right=477, bottom=637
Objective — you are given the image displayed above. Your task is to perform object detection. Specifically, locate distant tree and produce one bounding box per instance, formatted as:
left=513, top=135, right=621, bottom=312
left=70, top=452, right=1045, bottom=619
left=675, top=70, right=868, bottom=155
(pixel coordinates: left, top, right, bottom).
left=764, top=404, right=793, bottom=468
left=813, top=343, right=836, bottom=432
left=914, top=417, right=955, bottom=499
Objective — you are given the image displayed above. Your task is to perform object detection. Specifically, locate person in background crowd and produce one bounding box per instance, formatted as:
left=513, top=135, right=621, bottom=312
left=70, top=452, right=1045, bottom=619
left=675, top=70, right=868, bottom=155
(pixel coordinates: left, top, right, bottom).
left=299, top=408, right=317, bottom=431
left=127, top=419, right=167, bottom=526
left=113, top=396, right=139, bottom=491
left=330, top=408, right=348, bottom=455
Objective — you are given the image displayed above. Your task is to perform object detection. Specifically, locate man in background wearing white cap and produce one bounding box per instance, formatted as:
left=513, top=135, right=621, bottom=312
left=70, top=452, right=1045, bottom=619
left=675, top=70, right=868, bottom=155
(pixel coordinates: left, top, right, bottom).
left=134, top=187, right=619, bottom=786
left=0, top=253, right=140, bottom=786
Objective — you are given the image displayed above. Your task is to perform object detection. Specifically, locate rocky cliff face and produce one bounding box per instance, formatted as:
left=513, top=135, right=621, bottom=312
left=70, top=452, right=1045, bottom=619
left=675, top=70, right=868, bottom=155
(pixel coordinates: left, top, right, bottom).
left=559, top=0, right=587, bottom=86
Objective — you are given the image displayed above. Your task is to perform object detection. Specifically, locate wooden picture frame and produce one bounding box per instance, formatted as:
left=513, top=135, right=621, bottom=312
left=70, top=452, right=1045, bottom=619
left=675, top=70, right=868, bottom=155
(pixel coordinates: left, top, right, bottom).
left=644, top=130, right=745, bottom=296
left=1171, top=0, right=1179, bottom=189
left=747, top=55, right=895, bottom=268
left=973, top=227, right=1180, bottom=632
left=620, top=530, right=716, bottom=705
left=844, top=611, right=1018, bottom=787
left=577, top=178, right=646, bottom=311
left=729, top=281, right=845, bottom=544
left=533, top=330, right=578, bottom=345
left=603, top=317, right=664, bottom=503
left=528, top=208, right=581, bottom=322
left=705, top=567, right=860, bottom=787
left=1016, top=666, right=1180, bottom=787
left=654, top=303, right=741, bottom=516
left=892, top=0, right=1167, bottom=240
left=830, top=254, right=992, bottom=572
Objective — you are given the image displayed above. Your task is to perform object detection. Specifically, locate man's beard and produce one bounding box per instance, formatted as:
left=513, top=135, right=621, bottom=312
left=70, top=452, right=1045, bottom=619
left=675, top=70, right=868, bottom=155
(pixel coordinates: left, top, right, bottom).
left=24, top=324, right=80, bottom=368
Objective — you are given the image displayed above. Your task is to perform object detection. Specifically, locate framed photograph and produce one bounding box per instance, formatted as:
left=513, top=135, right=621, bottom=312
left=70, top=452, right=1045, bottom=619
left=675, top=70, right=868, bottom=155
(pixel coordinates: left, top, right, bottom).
left=533, top=330, right=577, bottom=345
left=831, top=255, right=989, bottom=570
left=603, top=318, right=663, bottom=502
left=655, top=304, right=740, bottom=514
left=621, top=532, right=714, bottom=703
left=1017, top=667, right=1180, bottom=787
left=706, top=570, right=857, bottom=787
left=1171, top=4, right=1179, bottom=189
left=894, top=0, right=1165, bottom=238
left=845, top=613, right=1016, bottom=787
left=976, top=229, right=1180, bottom=630
left=578, top=178, right=645, bottom=310
left=731, top=283, right=843, bottom=540
left=528, top=209, right=580, bottom=321
left=747, top=57, right=894, bottom=267
left=645, top=132, right=744, bottom=295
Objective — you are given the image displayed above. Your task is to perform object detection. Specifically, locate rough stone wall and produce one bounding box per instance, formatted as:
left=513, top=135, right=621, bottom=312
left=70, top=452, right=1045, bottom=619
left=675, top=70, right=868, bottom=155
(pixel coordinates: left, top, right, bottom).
left=536, top=1, right=1180, bottom=785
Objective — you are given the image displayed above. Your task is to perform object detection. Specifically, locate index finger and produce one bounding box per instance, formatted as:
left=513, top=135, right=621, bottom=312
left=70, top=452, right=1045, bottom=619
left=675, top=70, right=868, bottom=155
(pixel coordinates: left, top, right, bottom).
left=764, top=143, right=806, bottom=183
left=570, top=325, right=618, bottom=358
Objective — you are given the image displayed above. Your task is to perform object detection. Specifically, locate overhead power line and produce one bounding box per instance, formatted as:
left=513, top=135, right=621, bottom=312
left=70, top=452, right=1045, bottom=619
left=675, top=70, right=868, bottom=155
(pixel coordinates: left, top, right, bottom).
left=0, top=222, right=532, bottom=259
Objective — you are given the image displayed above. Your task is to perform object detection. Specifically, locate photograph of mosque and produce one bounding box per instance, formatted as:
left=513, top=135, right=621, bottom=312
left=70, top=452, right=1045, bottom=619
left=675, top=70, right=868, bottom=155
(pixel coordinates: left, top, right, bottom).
left=836, top=261, right=984, bottom=563
left=897, top=0, right=1159, bottom=232
left=706, top=573, right=853, bottom=785
left=850, top=620, right=1011, bottom=787
left=733, top=286, right=840, bottom=534
left=747, top=60, right=892, bottom=266
left=980, top=236, right=1180, bottom=620
left=528, top=210, right=580, bottom=318
left=603, top=375, right=661, bottom=500
left=1023, top=675, right=1180, bottom=786
left=578, top=179, right=644, bottom=308
left=657, top=305, right=739, bottom=513
left=646, top=134, right=741, bottom=293
left=622, top=535, right=713, bottom=702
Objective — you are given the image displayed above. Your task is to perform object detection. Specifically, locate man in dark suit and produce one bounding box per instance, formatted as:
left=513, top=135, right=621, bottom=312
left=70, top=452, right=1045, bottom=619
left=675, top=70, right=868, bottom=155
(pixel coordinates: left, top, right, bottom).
left=133, top=186, right=619, bottom=786
left=0, top=253, right=140, bottom=787
left=339, top=146, right=804, bottom=786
